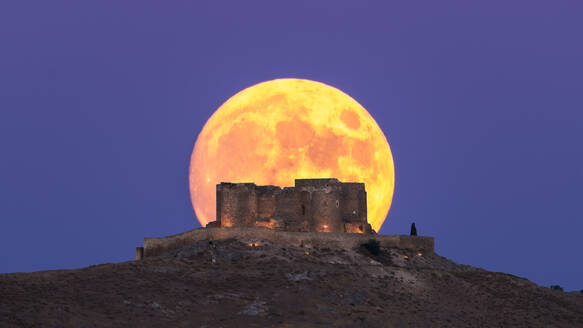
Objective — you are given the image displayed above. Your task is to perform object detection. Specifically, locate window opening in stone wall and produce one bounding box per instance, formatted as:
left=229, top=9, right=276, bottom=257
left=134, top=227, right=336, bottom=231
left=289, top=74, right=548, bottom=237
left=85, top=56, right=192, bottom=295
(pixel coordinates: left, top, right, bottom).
left=336, top=200, right=339, bottom=208
left=302, top=204, right=305, bottom=216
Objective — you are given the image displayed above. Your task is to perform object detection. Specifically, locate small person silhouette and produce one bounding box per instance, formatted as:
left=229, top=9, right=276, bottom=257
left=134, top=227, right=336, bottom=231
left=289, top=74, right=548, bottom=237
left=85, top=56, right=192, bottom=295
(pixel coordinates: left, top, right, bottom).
left=410, top=222, right=417, bottom=236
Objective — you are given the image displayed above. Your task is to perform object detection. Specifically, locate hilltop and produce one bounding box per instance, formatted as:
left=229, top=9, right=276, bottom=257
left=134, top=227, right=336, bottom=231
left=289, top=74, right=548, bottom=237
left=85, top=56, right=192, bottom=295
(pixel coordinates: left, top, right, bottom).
left=1, top=234, right=582, bottom=327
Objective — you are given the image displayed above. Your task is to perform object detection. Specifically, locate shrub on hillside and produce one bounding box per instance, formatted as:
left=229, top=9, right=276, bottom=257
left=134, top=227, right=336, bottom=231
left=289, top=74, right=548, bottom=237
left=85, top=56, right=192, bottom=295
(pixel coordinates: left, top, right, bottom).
left=362, top=239, right=381, bottom=256
left=550, top=285, right=564, bottom=292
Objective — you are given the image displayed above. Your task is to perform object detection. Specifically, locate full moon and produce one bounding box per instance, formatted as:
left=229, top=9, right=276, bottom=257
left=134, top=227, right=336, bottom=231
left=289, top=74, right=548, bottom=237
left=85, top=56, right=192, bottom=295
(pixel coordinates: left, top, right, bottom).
left=189, top=79, right=394, bottom=232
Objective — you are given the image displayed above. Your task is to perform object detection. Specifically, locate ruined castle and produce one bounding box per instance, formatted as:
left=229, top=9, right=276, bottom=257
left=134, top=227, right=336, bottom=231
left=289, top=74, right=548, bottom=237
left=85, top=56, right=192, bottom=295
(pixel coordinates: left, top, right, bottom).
left=209, top=178, right=373, bottom=234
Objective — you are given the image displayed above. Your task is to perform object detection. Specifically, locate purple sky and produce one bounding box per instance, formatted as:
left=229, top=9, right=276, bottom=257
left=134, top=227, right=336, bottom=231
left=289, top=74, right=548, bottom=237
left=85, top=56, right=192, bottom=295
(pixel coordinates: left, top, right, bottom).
left=1, top=1, right=582, bottom=291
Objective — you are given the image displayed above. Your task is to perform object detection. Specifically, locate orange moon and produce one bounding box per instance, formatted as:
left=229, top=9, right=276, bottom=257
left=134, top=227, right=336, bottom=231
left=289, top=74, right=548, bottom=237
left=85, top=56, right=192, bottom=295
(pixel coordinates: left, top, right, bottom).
left=189, top=79, right=394, bottom=232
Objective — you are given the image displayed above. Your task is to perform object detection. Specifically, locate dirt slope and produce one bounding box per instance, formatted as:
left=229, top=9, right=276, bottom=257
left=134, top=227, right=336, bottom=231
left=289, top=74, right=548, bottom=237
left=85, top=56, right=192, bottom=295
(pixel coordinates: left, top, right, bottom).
left=1, top=237, right=582, bottom=327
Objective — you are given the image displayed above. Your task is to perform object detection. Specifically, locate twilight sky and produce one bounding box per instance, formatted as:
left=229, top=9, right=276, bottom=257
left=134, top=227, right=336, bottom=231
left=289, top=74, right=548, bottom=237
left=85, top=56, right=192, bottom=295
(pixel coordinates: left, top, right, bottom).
left=1, top=1, right=581, bottom=291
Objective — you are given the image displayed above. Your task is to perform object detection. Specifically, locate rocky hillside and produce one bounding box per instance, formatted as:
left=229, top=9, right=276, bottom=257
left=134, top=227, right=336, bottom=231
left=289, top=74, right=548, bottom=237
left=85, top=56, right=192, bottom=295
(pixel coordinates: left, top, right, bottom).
left=1, top=237, right=582, bottom=327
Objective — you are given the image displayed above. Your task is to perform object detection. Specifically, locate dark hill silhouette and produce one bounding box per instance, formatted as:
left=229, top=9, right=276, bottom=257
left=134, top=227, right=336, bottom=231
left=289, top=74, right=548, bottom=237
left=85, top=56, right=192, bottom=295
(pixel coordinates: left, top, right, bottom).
left=1, top=237, right=582, bottom=327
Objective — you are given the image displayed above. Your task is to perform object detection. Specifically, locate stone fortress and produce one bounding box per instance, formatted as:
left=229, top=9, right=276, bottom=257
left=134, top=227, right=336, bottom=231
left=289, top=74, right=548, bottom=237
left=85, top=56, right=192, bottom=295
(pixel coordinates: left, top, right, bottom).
left=210, top=178, right=373, bottom=234
left=136, top=178, right=435, bottom=260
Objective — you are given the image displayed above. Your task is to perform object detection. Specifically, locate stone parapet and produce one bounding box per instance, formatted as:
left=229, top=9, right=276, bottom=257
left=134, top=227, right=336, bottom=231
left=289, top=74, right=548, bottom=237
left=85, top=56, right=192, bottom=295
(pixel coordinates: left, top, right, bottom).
left=142, top=227, right=434, bottom=258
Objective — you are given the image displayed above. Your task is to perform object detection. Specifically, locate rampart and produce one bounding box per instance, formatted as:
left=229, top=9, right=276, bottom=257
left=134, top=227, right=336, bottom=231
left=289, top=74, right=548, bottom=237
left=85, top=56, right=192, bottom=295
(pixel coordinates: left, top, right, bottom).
left=142, top=227, right=435, bottom=258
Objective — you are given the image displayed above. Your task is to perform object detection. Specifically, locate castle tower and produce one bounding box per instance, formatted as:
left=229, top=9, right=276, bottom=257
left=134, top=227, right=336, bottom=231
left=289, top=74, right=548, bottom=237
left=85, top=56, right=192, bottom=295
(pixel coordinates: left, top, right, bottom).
left=294, top=179, right=343, bottom=232
left=216, top=183, right=257, bottom=227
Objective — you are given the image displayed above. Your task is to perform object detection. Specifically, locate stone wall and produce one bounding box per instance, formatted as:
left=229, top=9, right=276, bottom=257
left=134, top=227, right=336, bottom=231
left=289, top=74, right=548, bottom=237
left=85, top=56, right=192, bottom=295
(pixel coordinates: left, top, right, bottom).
left=142, top=227, right=435, bottom=258
left=216, top=183, right=258, bottom=227
left=215, top=178, right=372, bottom=233
left=275, top=187, right=302, bottom=222
left=309, top=184, right=342, bottom=232
left=340, top=183, right=367, bottom=223
left=256, top=186, right=278, bottom=219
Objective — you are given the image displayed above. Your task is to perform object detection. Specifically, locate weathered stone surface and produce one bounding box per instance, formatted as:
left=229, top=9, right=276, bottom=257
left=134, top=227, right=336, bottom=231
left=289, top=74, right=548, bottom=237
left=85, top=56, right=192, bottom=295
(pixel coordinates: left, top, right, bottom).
left=135, top=247, right=144, bottom=260
left=216, top=183, right=257, bottom=227
left=344, top=222, right=371, bottom=234
left=205, top=221, right=220, bottom=228
left=215, top=178, right=371, bottom=233
left=143, top=227, right=435, bottom=258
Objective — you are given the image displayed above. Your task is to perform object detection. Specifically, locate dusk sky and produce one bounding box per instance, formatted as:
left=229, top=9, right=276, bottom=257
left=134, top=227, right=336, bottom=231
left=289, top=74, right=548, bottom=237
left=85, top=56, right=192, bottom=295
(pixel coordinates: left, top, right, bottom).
left=1, top=1, right=582, bottom=291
